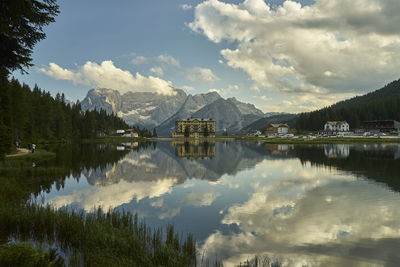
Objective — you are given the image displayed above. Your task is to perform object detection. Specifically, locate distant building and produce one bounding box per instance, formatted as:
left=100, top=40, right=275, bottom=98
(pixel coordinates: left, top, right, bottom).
left=363, top=120, right=400, bottom=133
left=247, top=130, right=262, bottom=137
left=172, top=118, right=216, bottom=138
left=116, top=129, right=125, bottom=135
left=265, top=123, right=290, bottom=136
left=324, top=121, right=350, bottom=132
left=124, top=129, right=139, bottom=138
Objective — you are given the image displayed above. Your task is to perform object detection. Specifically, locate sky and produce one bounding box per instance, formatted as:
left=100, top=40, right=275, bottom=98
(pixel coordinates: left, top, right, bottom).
left=12, top=0, right=400, bottom=113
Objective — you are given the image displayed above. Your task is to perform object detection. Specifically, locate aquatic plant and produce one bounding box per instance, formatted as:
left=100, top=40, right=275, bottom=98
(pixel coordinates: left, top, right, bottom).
left=0, top=243, right=64, bottom=267
left=0, top=204, right=196, bottom=266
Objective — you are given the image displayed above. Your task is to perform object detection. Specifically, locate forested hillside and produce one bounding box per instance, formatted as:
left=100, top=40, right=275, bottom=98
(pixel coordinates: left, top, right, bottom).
left=239, top=113, right=297, bottom=134
left=0, top=77, right=129, bottom=158
left=295, top=79, right=400, bottom=131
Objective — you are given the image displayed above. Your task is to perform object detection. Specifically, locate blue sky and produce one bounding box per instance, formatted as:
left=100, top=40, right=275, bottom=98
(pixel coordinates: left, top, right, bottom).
left=13, top=0, right=400, bottom=112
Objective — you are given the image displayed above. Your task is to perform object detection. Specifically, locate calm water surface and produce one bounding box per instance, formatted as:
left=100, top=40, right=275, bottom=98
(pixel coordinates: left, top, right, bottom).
left=36, top=141, right=400, bottom=266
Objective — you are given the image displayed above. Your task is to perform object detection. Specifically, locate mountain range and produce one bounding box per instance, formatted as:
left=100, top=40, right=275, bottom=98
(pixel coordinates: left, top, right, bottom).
left=81, top=88, right=278, bottom=136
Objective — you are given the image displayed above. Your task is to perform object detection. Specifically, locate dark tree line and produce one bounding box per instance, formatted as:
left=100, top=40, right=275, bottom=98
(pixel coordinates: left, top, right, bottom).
left=295, top=79, right=400, bottom=131
left=0, top=0, right=62, bottom=158
left=0, top=77, right=129, bottom=157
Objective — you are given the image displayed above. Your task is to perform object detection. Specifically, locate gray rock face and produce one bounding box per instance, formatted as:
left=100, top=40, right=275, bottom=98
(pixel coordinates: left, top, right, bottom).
left=81, top=88, right=265, bottom=135
left=81, top=89, right=122, bottom=114
left=117, top=90, right=187, bottom=128
left=192, top=98, right=262, bottom=134
left=81, top=88, right=187, bottom=129
left=156, top=92, right=222, bottom=136
left=227, top=97, right=264, bottom=117
left=82, top=142, right=269, bottom=186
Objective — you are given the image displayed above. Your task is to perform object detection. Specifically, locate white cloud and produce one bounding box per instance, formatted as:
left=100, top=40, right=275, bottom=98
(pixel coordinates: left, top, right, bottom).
left=253, top=95, right=270, bottom=101
left=157, top=54, right=181, bottom=67
left=182, top=85, right=196, bottom=92
left=39, top=60, right=176, bottom=95
left=186, top=67, right=219, bottom=84
left=130, top=55, right=147, bottom=65
left=208, top=84, right=240, bottom=97
left=150, top=66, right=164, bottom=76
left=190, top=0, right=400, bottom=112
left=180, top=4, right=193, bottom=10
left=199, top=159, right=400, bottom=266
left=208, top=88, right=220, bottom=94
left=185, top=188, right=220, bottom=207
left=47, top=178, right=178, bottom=212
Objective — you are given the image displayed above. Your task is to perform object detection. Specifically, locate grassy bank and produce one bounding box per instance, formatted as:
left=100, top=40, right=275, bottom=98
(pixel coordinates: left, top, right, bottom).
left=1, top=149, right=57, bottom=177
left=5, top=149, right=56, bottom=160
left=234, top=136, right=400, bottom=144
left=80, top=136, right=148, bottom=144
left=0, top=142, right=199, bottom=266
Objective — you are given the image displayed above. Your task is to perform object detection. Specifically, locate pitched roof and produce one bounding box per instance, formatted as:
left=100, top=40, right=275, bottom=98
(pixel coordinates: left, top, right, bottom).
left=326, top=121, right=348, bottom=126
left=269, top=123, right=289, bottom=128
left=179, top=118, right=214, bottom=122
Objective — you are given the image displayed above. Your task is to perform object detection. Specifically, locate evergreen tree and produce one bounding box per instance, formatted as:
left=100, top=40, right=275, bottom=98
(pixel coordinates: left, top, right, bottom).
left=0, top=0, right=59, bottom=75
left=0, top=78, right=130, bottom=158
left=295, top=79, right=400, bottom=131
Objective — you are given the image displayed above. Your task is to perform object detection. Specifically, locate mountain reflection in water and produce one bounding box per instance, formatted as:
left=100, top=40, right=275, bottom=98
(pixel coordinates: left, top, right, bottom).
left=39, top=142, right=400, bottom=266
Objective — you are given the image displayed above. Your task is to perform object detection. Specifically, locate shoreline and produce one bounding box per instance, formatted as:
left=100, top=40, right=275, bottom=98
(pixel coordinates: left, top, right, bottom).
left=148, top=136, right=400, bottom=144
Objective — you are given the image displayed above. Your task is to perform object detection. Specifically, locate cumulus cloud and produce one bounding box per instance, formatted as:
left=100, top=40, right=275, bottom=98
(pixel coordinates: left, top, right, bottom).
left=208, top=84, right=240, bottom=97
left=47, top=178, right=179, bottom=212
left=130, top=55, right=147, bottom=65
left=185, top=188, right=220, bottom=207
left=157, top=54, right=181, bottom=67
left=190, top=0, right=400, bottom=111
left=150, top=66, right=164, bottom=76
left=180, top=4, right=193, bottom=10
left=182, top=85, right=196, bottom=92
left=39, top=60, right=175, bottom=95
left=187, top=67, right=219, bottom=84
left=200, top=158, right=400, bottom=266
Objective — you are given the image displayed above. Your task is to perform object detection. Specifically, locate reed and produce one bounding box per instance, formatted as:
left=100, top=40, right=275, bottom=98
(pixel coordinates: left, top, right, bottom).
left=0, top=243, right=65, bottom=267
left=0, top=203, right=196, bottom=266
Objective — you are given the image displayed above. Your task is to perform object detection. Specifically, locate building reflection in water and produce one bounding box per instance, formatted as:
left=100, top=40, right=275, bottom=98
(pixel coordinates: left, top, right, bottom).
left=173, top=140, right=215, bottom=159
left=265, top=144, right=294, bottom=155
left=324, top=144, right=350, bottom=158
left=321, top=144, right=400, bottom=160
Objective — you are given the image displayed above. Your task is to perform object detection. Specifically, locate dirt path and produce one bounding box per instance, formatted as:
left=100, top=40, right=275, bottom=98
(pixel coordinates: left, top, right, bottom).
left=6, top=148, right=31, bottom=157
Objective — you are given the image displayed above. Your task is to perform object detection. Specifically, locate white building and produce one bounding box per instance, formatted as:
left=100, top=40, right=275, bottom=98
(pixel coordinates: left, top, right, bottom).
left=265, top=123, right=290, bottom=136
left=248, top=130, right=262, bottom=137
left=324, top=121, right=349, bottom=132
left=116, top=129, right=125, bottom=135
left=124, top=129, right=139, bottom=138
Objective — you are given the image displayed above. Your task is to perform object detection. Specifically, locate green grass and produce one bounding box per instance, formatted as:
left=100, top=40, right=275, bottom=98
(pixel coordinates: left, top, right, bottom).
left=0, top=243, right=64, bottom=267
left=80, top=136, right=148, bottom=144
left=1, top=149, right=58, bottom=177
left=234, top=136, right=400, bottom=144
left=6, top=149, right=56, bottom=161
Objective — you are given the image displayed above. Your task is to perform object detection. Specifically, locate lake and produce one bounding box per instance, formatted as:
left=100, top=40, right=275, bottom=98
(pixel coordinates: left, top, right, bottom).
left=34, top=141, right=400, bottom=266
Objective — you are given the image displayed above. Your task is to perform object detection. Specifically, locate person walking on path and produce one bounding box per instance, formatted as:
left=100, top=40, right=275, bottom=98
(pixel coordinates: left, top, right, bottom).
left=32, top=144, right=36, bottom=153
